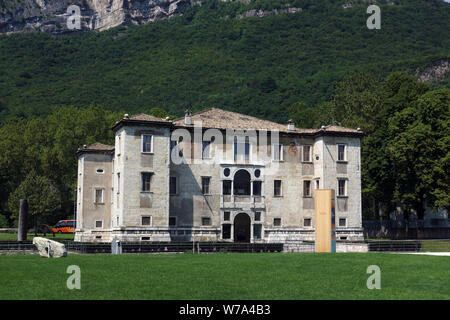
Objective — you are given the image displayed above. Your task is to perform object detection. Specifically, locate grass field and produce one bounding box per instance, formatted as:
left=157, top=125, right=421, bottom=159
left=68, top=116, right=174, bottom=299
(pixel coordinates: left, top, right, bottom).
left=0, top=233, right=74, bottom=241
left=0, top=253, right=449, bottom=300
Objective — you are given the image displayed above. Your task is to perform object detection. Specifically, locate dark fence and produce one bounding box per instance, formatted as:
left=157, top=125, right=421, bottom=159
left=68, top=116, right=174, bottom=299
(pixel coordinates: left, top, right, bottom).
left=363, top=220, right=450, bottom=239
left=0, top=240, right=284, bottom=254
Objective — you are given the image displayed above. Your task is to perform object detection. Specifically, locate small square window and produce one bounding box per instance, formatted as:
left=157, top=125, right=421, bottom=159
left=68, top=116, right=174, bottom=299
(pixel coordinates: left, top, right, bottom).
left=141, top=216, right=151, bottom=226
left=273, top=218, right=281, bottom=227
left=304, top=218, right=312, bottom=227
left=202, top=217, right=211, bottom=226
left=95, top=220, right=103, bottom=228
left=339, top=218, right=347, bottom=227
left=169, top=217, right=176, bottom=226
left=224, top=212, right=230, bottom=221
left=255, top=212, right=261, bottom=221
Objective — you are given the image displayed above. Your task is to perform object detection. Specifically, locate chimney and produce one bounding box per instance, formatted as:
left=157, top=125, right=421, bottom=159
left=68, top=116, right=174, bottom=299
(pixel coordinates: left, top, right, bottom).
left=287, top=119, right=295, bottom=131
left=184, top=109, right=192, bottom=125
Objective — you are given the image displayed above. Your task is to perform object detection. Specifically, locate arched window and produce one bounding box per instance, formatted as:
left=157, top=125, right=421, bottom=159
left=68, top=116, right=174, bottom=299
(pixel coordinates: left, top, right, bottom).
left=233, top=170, right=251, bottom=195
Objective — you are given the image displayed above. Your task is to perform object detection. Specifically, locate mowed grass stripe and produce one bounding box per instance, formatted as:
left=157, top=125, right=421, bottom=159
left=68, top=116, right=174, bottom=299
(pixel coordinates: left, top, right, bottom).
left=0, top=253, right=449, bottom=300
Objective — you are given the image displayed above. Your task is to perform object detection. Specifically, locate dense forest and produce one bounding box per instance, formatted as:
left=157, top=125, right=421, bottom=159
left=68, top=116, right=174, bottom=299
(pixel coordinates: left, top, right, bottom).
left=0, top=0, right=449, bottom=227
left=0, top=0, right=449, bottom=124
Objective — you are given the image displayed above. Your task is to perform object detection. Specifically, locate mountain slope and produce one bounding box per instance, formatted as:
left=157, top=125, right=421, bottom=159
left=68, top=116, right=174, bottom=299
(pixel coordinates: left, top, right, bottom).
left=0, top=0, right=449, bottom=124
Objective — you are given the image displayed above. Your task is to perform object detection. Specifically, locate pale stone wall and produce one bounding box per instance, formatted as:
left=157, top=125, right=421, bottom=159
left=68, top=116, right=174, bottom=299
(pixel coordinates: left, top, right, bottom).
left=75, top=152, right=113, bottom=242
left=114, top=125, right=172, bottom=242
left=76, top=123, right=364, bottom=243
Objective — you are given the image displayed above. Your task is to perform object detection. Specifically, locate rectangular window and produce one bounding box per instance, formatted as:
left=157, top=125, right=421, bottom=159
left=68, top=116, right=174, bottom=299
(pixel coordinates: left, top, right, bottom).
left=273, top=218, right=281, bottom=227
left=338, top=179, right=347, bottom=197
left=222, top=180, right=232, bottom=195
left=222, top=224, right=231, bottom=239
left=117, top=173, right=120, bottom=194
left=315, top=179, right=320, bottom=190
left=253, top=224, right=262, bottom=239
left=303, top=180, right=311, bottom=197
left=337, top=144, right=346, bottom=161
left=202, top=141, right=211, bottom=159
left=169, top=217, right=177, bottom=227
left=274, top=180, right=282, bottom=197
left=95, top=220, right=103, bottom=228
left=170, top=176, right=177, bottom=195
left=304, top=218, right=312, bottom=227
left=224, top=212, right=230, bottom=221
left=234, top=136, right=250, bottom=162
left=272, top=144, right=284, bottom=161
left=202, top=177, right=211, bottom=195
left=142, top=173, right=152, bottom=192
left=302, top=145, right=312, bottom=162
left=253, top=181, right=262, bottom=196
left=202, top=217, right=211, bottom=226
left=339, top=218, right=347, bottom=227
left=142, top=134, right=153, bottom=153
left=255, top=212, right=261, bottom=222
left=141, top=216, right=151, bottom=226
left=94, top=188, right=104, bottom=203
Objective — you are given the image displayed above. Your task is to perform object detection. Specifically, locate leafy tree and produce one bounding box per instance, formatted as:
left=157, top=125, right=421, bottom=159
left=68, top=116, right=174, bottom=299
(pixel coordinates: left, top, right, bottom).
left=7, top=171, right=61, bottom=232
left=0, top=214, right=9, bottom=228
left=150, top=107, right=169, bottom=118
left=387, top=88, right=450, bottom=219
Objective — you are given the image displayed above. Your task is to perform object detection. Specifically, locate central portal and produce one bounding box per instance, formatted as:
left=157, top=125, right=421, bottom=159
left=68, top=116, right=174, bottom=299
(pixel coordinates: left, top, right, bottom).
left=234, top=213, right=251, bottom=242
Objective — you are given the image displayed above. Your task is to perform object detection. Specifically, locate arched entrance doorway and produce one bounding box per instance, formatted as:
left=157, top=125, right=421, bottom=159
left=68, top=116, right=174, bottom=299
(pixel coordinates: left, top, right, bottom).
left=234, top=213, right=251, bottom=242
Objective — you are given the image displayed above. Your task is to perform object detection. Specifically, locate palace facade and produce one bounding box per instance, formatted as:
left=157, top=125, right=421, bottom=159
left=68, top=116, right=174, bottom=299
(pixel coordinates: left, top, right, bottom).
left=75, top=108, right=364, bottom=243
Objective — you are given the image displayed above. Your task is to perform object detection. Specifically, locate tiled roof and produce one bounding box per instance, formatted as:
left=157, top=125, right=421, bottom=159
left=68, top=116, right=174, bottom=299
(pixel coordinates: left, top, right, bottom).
left=173, top=108, right=317, bottom=133
left=78, top=143, right=115, bottom=153
left=127, top=113, right=169, bottom=122
left=320, top=125, right=363, bottom=134
left=114, top=108, right=363, bottom=136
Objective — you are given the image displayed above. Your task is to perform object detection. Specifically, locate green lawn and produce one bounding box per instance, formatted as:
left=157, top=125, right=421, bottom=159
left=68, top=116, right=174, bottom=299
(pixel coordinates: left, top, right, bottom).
left=0, top=233, right=74, bottom=241
left=0, top=253, right=449, bottom=300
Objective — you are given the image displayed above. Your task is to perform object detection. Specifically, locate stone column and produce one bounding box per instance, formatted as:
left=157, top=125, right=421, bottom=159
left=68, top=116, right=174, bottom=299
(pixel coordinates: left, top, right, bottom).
left=18, top=199, right=28, bottom=242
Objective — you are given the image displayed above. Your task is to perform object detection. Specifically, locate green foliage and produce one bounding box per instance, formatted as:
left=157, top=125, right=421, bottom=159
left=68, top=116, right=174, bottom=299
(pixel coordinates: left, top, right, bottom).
left=7, top=171, right=61, bottom=228
left=149, top=107, right=169, bottom=118
left=289, top=72, right=450, bottom=219
left=0, top=214, right=9, bottom=228
left=0, top=106, right=123, bottom=221
left=0, top=0, right=449, bottom=124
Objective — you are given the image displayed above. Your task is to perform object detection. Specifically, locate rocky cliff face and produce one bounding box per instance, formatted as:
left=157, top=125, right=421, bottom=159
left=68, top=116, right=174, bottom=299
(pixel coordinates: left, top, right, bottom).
left=0, top=0, right=192, bottom=34
left=0, top=0, right=304, bottom=34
